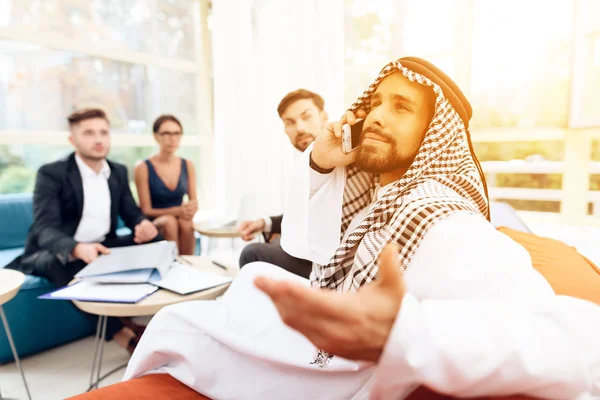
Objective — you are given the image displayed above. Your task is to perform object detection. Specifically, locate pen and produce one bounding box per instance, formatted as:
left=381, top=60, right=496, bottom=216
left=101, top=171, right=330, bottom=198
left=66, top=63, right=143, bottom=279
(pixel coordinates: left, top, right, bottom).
left=211, top=260, right=228, bottom=270
left=177, top=256, right=193, bottom=266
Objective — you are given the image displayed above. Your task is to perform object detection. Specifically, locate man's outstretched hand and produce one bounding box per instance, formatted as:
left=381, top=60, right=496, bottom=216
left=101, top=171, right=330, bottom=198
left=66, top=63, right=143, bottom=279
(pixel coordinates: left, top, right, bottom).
left=254, top=244, right=405, bottom=362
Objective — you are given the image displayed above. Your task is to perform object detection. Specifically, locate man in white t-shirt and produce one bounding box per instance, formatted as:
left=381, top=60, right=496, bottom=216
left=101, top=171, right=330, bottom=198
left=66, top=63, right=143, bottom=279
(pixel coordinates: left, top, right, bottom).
left=237, top=89, right=328, bottom=278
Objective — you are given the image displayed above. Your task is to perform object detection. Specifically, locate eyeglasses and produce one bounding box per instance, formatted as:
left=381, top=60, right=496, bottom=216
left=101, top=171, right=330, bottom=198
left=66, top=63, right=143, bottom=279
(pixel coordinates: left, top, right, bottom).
left=156, top=131, right=182, bottom=137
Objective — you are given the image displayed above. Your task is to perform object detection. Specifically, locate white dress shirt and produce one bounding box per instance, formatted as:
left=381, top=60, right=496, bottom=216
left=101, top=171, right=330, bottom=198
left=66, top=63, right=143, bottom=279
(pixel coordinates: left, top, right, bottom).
left=73, top=154, right=111, bottom=243
left=261, top=216, right=273, bottom=233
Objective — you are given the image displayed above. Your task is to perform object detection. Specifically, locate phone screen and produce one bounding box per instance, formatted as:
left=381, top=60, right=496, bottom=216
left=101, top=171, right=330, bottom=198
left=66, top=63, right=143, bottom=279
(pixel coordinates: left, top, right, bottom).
left=351, top=119, right=366, bottom=150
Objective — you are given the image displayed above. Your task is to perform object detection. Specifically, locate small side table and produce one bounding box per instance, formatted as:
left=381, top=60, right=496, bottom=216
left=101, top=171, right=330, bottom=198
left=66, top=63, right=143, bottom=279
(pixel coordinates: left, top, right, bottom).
left=0, top=269, right=32, bottom=400
left=193, top=222, right=240, bottom=257
left=71, top=256, right=236, bottom=391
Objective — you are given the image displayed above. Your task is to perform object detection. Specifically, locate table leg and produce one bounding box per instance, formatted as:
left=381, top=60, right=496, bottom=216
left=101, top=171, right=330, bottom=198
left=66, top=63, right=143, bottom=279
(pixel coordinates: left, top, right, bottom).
left=205, top=236, right=216, bottom=257
left=0, top=306, right=32, bottom=400
left=88, top=316, right=102, bottom=389
left=96, top=316, right=108, bottom=389
left=87, top=315, right=107, bottom=392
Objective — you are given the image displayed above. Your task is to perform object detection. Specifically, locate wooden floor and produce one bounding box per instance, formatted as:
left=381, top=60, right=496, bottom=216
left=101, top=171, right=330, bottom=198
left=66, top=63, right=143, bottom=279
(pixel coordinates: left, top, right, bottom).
left=0, top=335, right=129, bottom=399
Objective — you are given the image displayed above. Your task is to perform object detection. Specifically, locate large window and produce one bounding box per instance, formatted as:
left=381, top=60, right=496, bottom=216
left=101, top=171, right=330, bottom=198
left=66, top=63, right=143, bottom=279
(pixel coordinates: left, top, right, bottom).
left=0, top=40, right=199, bottom=133
left=0, top=0, right=212, bottom=206
left=343, top=0, right=457, bottom=108
left=570, top=0, right=600, bottom=127
left=344, top=0, right=600, bottom=215
left=469, top=0, right=573, bottom=129
left=344, top=0, right=578, bottom=129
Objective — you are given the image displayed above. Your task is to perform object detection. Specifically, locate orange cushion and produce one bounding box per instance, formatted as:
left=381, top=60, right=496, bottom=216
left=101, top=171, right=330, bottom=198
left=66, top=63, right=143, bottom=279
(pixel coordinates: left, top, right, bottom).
left=71, top=228, right=598, bottom=400
left=67, top=374, right=535, bottom=400
left=66, top=374, right=208, bottom=400
left=498, top=227, right=600, bottom=304
left=67, top=374, right=539, bottom=400
left=407, top=387, right=536, bottom=400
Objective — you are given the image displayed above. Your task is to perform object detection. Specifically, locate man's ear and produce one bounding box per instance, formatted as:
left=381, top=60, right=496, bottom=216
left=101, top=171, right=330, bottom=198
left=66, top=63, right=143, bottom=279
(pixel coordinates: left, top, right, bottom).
left=321, top=110, right=328, bottom=123
left=68, top=133, right=75, bottom=147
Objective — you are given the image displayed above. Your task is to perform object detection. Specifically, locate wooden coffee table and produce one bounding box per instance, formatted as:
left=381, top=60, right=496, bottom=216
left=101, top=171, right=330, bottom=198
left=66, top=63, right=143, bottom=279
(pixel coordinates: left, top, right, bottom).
left=71, top=256, right=236, bottom=391
left=0, top=269, right=32, bottom=400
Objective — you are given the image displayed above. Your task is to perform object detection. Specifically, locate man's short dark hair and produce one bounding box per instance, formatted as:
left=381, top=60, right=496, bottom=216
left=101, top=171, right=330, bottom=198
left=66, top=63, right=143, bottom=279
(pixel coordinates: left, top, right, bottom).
left=67, top=108, right=109, bottom=127
left=277, top=89, right=325, bottom=117
left=153, top=114, right=183, bottom=134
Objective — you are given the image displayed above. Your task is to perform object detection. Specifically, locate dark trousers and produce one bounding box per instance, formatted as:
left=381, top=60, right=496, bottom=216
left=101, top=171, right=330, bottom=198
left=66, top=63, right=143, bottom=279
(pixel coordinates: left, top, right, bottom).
left=37, top=235, right=159, bottom=340
left=239, top=237, right=312, bottom=279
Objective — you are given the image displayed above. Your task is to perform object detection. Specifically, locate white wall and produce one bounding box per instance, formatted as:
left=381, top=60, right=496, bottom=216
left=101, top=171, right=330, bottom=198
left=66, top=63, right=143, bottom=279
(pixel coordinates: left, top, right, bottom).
left=211, top=0, right=345, bottom=220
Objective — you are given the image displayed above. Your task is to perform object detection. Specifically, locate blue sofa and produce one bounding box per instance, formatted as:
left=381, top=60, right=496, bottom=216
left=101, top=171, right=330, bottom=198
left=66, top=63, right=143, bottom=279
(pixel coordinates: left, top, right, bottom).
left=0, top=193, right=96, bottom=363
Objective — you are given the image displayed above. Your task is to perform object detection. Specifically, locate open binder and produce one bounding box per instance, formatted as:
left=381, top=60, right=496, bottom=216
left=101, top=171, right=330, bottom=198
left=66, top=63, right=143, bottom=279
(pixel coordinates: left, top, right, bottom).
left=75, top=241, right=177, bottom=283
left=39, top=241, right=233, bottom=302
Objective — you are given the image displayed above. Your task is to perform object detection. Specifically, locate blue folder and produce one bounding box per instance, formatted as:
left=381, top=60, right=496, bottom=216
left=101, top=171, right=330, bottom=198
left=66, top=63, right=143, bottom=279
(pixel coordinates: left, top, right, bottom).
left=38, top=281, right=159, bottom=304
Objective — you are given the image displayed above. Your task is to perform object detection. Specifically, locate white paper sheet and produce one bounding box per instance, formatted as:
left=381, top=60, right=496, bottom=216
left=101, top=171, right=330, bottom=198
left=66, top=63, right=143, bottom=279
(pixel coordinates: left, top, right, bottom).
left=149, top=264, right=233, bottom=295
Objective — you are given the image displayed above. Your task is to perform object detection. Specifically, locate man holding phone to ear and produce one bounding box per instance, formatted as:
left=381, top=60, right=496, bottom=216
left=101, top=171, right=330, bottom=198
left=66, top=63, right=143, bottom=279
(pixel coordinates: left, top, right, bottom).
left=126, top=58, right=600, bottom=400
left=237, top=89, right=328, bottom=278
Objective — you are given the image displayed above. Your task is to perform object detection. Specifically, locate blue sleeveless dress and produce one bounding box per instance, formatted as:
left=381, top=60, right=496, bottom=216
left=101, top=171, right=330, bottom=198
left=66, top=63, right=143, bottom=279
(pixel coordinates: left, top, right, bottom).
left=145, top=158, right=189, bottom=209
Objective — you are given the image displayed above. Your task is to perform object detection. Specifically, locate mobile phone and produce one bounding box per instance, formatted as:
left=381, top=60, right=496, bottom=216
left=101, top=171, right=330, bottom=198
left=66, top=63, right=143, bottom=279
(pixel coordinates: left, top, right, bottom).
left=341, top=118, right=365, bottom=154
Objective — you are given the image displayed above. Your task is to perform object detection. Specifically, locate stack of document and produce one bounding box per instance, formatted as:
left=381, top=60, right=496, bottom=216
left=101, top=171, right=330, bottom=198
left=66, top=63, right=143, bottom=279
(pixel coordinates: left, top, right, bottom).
left=39, top=241, right=233, bottom=303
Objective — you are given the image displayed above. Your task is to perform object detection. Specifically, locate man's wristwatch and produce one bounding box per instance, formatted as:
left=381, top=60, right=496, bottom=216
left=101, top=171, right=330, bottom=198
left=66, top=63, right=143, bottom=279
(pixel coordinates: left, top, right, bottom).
left=309, top=152, right=335, bottom=174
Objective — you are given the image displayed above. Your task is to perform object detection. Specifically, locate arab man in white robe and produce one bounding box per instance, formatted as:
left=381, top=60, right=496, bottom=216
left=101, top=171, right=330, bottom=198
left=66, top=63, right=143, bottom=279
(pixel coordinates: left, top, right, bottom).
left=124, top=57, right=600, bottom=400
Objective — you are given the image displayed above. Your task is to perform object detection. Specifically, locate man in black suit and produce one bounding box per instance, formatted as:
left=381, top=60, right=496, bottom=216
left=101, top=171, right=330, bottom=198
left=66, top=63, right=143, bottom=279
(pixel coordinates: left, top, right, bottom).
left=237, top=89, right=328, bottom=278
left=6, top=108, right=159, bottom=352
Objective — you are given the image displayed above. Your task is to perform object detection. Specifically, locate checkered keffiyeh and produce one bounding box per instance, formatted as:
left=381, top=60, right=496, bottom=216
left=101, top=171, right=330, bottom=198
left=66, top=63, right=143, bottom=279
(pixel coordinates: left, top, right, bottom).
left=310, top=59, right=489, bottom=293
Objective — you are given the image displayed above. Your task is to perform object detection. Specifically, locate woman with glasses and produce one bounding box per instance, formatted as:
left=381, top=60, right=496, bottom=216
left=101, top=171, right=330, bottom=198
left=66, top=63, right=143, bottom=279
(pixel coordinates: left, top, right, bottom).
left=134, top=115, right=198, bottom=255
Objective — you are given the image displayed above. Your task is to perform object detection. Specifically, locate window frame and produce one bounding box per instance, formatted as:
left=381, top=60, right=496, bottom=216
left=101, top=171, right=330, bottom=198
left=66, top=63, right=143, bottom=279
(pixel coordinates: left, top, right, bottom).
left=0, top=0, right=214, bottom=208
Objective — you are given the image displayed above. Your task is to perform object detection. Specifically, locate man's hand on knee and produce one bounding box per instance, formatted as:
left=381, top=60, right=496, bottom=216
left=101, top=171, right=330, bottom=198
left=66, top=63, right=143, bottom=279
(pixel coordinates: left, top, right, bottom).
left=134, top=219, right=159, bottom=244
left=238, top=219, right=266, bottom=241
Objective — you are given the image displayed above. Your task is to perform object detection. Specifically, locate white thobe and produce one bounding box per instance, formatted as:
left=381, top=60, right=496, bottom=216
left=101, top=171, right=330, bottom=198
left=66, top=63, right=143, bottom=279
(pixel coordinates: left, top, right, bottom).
left=125, top=147, right=600, bottom=399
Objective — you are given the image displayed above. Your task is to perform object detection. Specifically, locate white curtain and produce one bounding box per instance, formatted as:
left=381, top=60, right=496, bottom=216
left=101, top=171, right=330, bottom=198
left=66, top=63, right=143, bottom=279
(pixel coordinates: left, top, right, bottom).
left=211, top=0, right=345, bottom=220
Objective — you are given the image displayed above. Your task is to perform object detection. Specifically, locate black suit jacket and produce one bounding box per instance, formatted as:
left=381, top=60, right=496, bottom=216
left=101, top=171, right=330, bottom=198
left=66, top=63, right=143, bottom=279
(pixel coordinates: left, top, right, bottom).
left=6, top=153, right=146, bottom=275
left=270, top=215, right=283, bottom=235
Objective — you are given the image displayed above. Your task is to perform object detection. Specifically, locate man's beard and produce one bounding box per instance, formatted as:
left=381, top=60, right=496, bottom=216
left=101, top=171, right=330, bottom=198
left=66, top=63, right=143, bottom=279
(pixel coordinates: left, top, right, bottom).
left=79, top=149, right=108, bottom=162
left=354, top=127, right=411, bottom=174
left=294, top=133, right=316, bottom=152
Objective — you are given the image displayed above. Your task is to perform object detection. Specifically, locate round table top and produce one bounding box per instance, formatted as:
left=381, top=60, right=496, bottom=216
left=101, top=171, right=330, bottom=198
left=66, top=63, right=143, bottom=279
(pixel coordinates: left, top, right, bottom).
left=72, top=256, right=237, bottom=317
left=0, top=269, right=26, bottom=306
left=193, top=222, right=240, bottom=238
